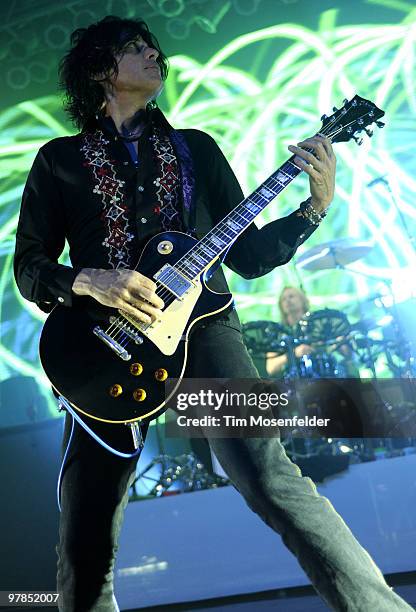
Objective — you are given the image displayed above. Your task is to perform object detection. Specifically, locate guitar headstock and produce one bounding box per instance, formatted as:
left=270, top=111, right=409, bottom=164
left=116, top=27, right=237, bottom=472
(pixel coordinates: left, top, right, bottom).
left=319, top=95, right=385, bottom=145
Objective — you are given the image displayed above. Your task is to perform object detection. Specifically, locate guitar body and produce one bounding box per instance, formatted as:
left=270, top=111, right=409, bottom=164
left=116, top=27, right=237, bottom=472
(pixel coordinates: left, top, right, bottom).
left=39, top=231, right=232, bottom=425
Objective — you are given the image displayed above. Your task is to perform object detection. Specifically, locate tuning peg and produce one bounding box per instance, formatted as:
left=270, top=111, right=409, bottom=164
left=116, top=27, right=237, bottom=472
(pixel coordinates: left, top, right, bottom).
left=365, top=127, right=373, bottom=137
left=376, top=121, right=385, bottom=128
left=343, top=98, right=348, bottom=105
left=353, top=135, right=363, bottom=145
left=320, top=114, right=328, bottom=121
left=332, top=106, right=338, bottom=112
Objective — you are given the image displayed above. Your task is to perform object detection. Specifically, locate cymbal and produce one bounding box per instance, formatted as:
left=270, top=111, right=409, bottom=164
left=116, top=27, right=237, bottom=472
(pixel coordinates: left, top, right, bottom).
left=296, top=238, right=373, bottom=270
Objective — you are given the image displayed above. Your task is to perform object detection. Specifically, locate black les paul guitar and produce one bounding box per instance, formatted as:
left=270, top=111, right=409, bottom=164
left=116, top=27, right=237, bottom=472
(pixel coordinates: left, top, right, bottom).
left=39, top=95, right=385, bottom=432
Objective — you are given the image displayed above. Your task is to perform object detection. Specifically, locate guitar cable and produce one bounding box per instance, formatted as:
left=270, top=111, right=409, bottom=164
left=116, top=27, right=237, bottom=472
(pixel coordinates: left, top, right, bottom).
left=56, top=395, right=144, bottom=512
left=56, top=410, right=74, bottom=513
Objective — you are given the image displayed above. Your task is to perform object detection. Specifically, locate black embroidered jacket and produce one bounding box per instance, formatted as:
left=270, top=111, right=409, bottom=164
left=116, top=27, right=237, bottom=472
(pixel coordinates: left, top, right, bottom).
left=14, top=121, right=317, bottom=330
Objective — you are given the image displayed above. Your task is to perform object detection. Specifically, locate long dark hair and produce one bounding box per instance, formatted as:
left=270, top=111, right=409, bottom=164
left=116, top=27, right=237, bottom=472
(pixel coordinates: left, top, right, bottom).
left=59, top=15, right=169, bottom=131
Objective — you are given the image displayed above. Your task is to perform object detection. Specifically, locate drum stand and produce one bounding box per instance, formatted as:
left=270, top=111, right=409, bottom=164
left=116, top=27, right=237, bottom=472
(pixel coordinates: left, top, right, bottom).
left=282, top=334, right=301, bottom=379
left=280, top=334, right=324, bottom=446
left=129, top=417, right=229, bottom=499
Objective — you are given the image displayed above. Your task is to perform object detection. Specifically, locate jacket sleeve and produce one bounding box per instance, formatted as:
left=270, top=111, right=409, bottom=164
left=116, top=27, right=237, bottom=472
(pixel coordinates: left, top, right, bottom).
left=204, top=132, right=318, bottom=279
left=14, top=146, right=81, bottom=313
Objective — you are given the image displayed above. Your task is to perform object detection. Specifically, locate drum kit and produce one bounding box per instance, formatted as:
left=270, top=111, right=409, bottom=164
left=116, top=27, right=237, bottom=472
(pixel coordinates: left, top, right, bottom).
left=242, top=238, right=416, bottom=381
left=243, top=238, right=416, bottom=463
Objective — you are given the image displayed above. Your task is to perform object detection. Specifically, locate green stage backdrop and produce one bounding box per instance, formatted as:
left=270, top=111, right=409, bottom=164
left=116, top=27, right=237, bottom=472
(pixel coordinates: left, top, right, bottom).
left=1, top=0, right=415, bottom=416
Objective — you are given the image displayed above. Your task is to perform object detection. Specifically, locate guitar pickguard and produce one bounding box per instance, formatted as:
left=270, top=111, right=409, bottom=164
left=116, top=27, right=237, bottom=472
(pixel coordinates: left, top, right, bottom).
left=122, top=279, right=202, bottom=355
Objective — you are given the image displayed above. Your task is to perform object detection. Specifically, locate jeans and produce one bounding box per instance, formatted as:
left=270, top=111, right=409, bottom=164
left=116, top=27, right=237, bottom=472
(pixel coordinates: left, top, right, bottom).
left=57, top=323, right=414, bottom=611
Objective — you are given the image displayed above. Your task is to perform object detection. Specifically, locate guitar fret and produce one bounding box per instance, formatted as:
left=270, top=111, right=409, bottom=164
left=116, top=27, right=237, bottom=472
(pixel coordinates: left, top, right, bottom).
left=216, top=227, right=234, bottom=242
left=200, top=244, right=215, bottom=257
left=185, top=262, right=200, bottom=274
left=234, top=208, right=249, bottom=222
left=276, top=169, right=291, bottom=182
left=258, top=186, right=275, bottom=199
left=285, top=160, right=301, bottom=174
left=185, top=261, right=201, bottom=274
left=245, top=200, right=262, bottom=213
left=226, top=218, right=242, bottom=231
left=210, top=235, right=225, bottom=247
left=191, top=253, right=208, bottom=265
left=180, top=268, right=194, bottom=280
left=220, top=223, right=237, bottom=236
left=269, top=177, right=285, bottom=192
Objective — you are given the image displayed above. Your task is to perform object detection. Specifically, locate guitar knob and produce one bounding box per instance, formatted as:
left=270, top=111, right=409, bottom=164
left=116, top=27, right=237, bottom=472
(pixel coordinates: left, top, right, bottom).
left=157, top=240, right=174, bottom=254
left=109, top=384, right=123, bottom=397
left=332, top=106, right=338, bottom=112
left=133, top=388, right=147, bottom=402
left=320, top=114, right=328, bottom=121
left=155, top=368, right=168, bottom=382
left=130, top=362, right=143, bottom=376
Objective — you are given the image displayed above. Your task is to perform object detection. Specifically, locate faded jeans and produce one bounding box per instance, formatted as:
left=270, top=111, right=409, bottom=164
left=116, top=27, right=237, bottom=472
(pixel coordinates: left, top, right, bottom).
left=57, top=323, right=414, bottom=611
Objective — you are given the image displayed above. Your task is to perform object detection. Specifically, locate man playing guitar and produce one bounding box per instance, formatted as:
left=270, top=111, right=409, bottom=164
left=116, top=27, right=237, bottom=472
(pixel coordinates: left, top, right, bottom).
left=14, top=15, right=410, bottom=612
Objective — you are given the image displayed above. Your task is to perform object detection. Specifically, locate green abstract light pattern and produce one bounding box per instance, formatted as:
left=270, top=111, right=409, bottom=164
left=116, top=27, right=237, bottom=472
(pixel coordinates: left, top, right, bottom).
left=1, top=6, right=415, bottom=406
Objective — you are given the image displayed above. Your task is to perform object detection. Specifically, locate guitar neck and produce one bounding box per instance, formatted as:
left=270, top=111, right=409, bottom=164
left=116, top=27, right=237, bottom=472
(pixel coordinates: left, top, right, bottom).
left=177, top=155, right=302, bottom=279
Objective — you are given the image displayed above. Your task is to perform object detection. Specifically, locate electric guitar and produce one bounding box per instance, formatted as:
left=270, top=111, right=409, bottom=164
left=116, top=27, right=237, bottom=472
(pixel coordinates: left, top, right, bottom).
left=39, top=95, right=385, bottom=431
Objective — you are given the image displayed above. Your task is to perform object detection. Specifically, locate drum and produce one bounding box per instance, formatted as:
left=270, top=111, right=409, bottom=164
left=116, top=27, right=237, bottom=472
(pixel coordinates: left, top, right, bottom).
left=297, top=308, right=351, bottom=345
left=297, top=352, right=346, bottom=378
left=295, top=309, right=351, bottom=379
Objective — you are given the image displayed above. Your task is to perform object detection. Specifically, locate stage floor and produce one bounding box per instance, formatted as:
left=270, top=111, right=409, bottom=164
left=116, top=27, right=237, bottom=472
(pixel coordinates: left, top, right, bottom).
left=115, top=454, right=416, bottom=610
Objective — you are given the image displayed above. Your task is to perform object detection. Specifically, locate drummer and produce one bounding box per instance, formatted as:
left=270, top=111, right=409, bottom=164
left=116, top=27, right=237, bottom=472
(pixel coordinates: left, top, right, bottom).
left=266, top=287, right=313, bottom=376
left=266, top=286, right=358, bottom=377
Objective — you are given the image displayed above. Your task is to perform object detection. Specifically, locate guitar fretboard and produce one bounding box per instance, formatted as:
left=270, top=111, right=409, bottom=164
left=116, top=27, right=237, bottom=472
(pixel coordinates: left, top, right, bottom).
left=176, top=155, right=302, bottom=279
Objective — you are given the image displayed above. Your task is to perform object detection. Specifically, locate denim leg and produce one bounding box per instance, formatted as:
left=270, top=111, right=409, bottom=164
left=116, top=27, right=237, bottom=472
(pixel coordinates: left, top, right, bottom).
left=209, top=436, right=413, bottom=611
left=187, top=323, right=413, bottom=611
left=56, top=413, right=144, bottom=612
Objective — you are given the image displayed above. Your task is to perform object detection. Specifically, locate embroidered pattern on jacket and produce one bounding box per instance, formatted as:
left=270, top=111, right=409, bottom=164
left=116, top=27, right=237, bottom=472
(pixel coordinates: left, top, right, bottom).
left=151, top=128, right=183, bottom=231
left=80, top=132, right=134, bottom=269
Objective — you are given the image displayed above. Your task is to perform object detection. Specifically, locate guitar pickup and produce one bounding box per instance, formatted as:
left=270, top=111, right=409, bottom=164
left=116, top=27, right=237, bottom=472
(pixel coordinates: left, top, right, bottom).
left=154, top=264, right=194, bottom=300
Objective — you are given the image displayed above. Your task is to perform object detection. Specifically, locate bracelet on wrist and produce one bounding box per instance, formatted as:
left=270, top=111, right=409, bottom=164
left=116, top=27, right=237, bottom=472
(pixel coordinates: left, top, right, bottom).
left=298, top=196, right=328, bottom=226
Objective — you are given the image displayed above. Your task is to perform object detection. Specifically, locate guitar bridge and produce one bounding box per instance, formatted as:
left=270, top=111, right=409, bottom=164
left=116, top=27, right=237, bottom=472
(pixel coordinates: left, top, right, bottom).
left=93, top=326, right=132, bottom=361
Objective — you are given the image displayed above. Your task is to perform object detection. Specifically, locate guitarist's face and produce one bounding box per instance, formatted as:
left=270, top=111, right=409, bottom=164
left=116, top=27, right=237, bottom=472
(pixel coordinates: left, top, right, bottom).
left=105, top=36, right=164, bottom=104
